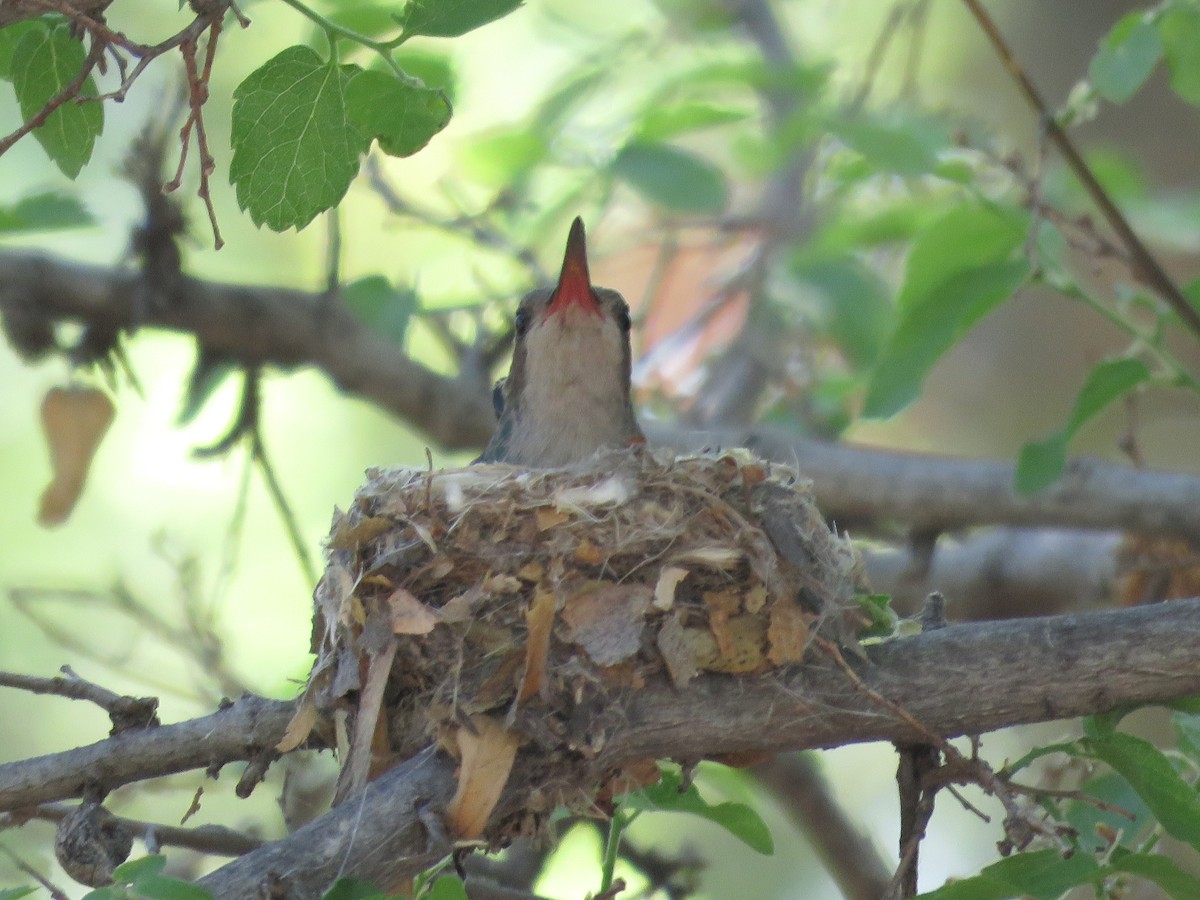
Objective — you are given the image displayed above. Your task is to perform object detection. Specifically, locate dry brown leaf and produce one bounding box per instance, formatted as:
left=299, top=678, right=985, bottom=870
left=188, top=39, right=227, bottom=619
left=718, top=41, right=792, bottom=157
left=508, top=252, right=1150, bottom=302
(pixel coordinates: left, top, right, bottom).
left=440, top=585, right=484, bottom=623
left=38, top=385, right=115, bottom=527
left=574, top=538, right=604, bottom=566
left=516, top=561, right=545, bottom=582
left=484, top=573, right=523, bottom=594
left=536, top=507, right=569, bottom=530
left=474, top=650, right=524, bottom=709
left=561, top=582, right=652, bottom=666
left=328, top=515, right=393, bottom=550
left=653, top=566, right=690, bottom=611
left=767, top=597, right=809, bottom=665
left=741, top=463, right=768, bottom=485
left=702, top=615, right=767, bottom=673
left=334, top=637, right=397, bottom=805
left=656, top=612, right=700, bottom=688
left=517, top=585, right=556, bottom=703
left=386, top=588, right=440, bottom=635
left=744, top=584, right=768, bottom=614
left=446, top=715, right=519, bottom=838
left=704, top=590, right=741, bottom=659
left=276, top=690, right=319, bottom=752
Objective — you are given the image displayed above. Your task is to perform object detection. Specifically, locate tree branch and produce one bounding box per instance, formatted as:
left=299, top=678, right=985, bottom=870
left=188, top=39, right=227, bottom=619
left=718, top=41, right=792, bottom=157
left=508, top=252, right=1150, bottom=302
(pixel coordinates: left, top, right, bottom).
left=2, top=601, right=1197, bottom=895
left=4, top=249, right=1200, bottom=539
left=660, top=424, right=1200, bottom=541
left=0, top=693, right=298, bottom=810
left=0, top=249, right=495, bottom=450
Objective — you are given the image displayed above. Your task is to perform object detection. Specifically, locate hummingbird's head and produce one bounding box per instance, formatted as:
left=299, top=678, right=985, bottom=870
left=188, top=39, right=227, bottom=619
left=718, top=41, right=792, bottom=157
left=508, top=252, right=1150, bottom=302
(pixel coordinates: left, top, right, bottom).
left=495, top=216, right=642, bottom=466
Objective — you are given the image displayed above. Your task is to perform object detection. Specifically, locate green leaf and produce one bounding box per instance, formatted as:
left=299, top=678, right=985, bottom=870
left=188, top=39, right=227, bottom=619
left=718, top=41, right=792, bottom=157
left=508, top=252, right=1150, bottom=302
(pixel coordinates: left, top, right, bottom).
left=128, top=877, right=212, bottom=900
left=619, top=764, right=773, bottom=854
left=343, top=276, right=417, bottom=344
left=1174, top=710, right=1200, bottom=763
left=10, top=25, right=103, bottom=178
left=917, top=848, right=1099, bottom=900
left=791, top=255, right=892, bottom=368
left=229, top=46, right=368, bottom=231
left=345, top=70, right=451, bottom=157
left=829, top=113, right=943, bottom=176
left=636, top=102, right=749, bottom=142
left=853, top=593, right=897, bottom=639
left=320, top=878, right=389, bottom=900
left=1086, top=731, right=1200, bottom=852
left=400, top=0, right=523, bottom=39
left=425, top=875, right=469, bottom=900
left=1015, top=358, right=1150, bottom=493
left=0, top=889, right=37, bottom=900
left=0, top=190, right=93, bottom=233
left=113, top=856, right=167, bottom=882
left=0, top=19, right=45, bottom=80
left=1158, top=4, right=1200, bottom=106
left=864, top=203, right=1030, bottom=417
left=1108, top=849, right=1200, bottom=896
left=612, top=142, right=729, bottom=214
left=393, top=50, right=456, bottom=100
left=1089, top=13, right=1162, bottom=104
left=1014, top=433, right=1070, bottom=496
left=1063, top=771, right=1151, bottom=852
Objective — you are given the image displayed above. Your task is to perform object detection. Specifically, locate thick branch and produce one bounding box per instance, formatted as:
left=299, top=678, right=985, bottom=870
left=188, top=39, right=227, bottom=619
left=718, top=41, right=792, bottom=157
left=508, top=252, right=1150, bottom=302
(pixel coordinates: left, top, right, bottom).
left=659, top=424, right=1200, bottom=541
left=5, top=249, right=1200, bottom=539
left=3, top=601, right=1192, bottom=895
left=0, top=249, right=494, bottom=450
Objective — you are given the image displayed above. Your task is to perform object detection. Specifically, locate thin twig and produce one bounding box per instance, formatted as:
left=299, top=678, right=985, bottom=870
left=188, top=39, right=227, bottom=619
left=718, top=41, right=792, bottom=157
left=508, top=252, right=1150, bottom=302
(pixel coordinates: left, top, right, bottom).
left=0, top=843, right=70, bottom=900
left=961, top=0, right=1200, bottom=341
left=0, top=668, right=159, bottom=734
left=1, top=803, right=261, bottom=856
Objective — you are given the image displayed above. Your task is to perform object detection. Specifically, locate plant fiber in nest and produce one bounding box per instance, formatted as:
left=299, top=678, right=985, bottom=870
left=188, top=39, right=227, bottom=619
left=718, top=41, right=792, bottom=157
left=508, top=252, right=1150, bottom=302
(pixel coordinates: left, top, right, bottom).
left=284, top=448, right=869, bottom=840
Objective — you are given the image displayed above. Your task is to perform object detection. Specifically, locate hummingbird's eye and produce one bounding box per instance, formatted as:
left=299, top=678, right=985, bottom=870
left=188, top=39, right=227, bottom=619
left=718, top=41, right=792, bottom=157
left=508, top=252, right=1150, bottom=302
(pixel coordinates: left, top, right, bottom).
left=514, top=307, right=530, bottom=336
left=616, top=305, right=632, bottom=332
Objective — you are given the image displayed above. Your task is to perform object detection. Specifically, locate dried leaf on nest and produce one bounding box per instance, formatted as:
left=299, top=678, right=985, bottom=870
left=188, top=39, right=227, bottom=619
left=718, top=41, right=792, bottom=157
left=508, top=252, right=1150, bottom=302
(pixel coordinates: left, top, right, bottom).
left=657, top=612, right=700, bottom=688
left=276, top=689, right=319, bottom=753
left=767, top=596, right=809, bottom=665
left=446, top=715, right=520, bottom=838
left=335, top=636, right=397, bottom=804
left=387, top=588, right=440, bottom=635
left=328, top=514, right=392, bottom=550
left=561, top=582, right=653, bottom=666
left=518, top=585, right=556, bottom=703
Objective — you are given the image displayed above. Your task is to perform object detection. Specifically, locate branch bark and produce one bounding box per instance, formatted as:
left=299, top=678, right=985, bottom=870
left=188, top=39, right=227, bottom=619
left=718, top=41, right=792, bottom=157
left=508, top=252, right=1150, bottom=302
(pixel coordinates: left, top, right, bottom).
left=0, top=693, right=296, bottom=810
left=4, top=248, right=1200, bottom=542
left=3, top=600, right=1197, bottom=895
left=658, top=424, right=1200, bottom=541
left=0, top=249, right=495, bottom=451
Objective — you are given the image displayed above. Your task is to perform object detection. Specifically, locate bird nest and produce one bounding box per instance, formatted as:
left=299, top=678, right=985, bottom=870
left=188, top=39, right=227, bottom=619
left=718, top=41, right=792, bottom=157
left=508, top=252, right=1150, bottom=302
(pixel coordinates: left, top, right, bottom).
left=283, top=448, right=869, bottom=840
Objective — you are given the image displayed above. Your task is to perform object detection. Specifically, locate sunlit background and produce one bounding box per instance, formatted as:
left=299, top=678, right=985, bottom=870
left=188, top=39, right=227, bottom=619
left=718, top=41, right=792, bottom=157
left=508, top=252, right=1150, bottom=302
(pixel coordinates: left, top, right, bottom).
left=2, top=0, right=1199, bottom=896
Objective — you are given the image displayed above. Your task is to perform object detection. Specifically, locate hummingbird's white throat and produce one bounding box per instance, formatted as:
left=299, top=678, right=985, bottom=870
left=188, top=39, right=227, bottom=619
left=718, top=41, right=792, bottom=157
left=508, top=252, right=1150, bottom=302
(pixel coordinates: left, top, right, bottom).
left=509, top=302, right=631, bottom=467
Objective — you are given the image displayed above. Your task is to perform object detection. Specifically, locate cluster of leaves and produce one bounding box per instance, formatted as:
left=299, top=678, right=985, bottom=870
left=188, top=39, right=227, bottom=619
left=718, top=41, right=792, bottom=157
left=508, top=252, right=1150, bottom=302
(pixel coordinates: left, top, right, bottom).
left=918, top=705, right=1200, bottom=899
left=0, top=18, right=103, bottom=178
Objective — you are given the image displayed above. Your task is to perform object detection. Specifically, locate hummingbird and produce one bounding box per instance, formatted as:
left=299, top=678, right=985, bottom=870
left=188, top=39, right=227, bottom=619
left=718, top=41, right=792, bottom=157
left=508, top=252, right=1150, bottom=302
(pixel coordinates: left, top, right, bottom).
left=476, top=217, right=644, bottom=467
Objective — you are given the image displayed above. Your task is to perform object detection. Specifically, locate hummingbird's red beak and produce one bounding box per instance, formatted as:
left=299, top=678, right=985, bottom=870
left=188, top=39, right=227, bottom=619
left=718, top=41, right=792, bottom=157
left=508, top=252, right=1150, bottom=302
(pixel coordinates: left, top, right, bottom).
left=547, top=217, right=601, bottom=318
